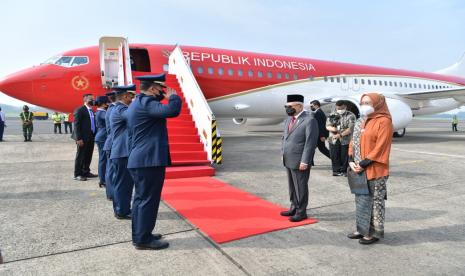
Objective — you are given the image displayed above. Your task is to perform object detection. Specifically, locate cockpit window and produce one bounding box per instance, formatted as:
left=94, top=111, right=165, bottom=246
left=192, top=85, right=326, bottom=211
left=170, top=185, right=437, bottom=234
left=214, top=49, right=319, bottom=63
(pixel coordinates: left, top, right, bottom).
left=71, top=57, right=88, bottom=66
left=42, top=56, right=89, bottom=67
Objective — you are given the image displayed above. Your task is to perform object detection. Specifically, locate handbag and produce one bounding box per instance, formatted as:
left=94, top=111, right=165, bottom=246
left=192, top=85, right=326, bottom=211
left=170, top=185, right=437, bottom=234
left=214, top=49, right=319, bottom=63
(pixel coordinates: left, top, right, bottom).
left=347, top=168, right=369, bottom=195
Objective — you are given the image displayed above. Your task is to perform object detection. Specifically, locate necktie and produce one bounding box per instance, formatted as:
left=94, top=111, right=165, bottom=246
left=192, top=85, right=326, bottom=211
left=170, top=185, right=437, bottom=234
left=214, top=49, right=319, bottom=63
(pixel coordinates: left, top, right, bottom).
left=88, top=109, right=95, bottom=133
left=288, top=117, right=296, bottom=132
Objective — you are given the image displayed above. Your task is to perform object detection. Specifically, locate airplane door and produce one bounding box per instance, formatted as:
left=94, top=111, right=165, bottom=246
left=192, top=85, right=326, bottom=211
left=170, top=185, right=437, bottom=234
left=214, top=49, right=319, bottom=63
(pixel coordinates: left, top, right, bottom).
left=99, top=36, right=133, bottom=88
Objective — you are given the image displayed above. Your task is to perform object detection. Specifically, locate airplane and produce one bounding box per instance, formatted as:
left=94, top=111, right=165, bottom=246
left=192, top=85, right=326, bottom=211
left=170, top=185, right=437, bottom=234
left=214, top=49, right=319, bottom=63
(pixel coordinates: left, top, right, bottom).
left=1, top=38, right=464, bottom=138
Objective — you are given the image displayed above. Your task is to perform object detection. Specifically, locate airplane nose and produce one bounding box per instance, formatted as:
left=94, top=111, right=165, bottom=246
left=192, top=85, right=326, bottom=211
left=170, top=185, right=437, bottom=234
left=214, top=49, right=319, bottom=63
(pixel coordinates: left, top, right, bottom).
left=0, top=69, right=34, bottom=103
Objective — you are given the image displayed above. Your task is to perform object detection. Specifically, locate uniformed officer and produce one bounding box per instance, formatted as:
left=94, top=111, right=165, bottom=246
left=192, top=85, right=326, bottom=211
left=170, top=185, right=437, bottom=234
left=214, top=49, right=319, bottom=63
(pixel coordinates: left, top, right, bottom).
left=109, top=85, right=136, bottom=219
left=95, top=95, right=109, bottom=188
left=103, top=91, right=117, bottom=200
left=127, top=74, right=182, bottom=250
left=20, top=105, right=34, bottom=142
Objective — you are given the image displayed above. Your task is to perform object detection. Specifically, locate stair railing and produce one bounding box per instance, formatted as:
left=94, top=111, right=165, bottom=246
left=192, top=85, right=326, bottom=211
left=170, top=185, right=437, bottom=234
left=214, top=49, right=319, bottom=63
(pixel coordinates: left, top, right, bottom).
left=168, top=46, right=216, bottom=163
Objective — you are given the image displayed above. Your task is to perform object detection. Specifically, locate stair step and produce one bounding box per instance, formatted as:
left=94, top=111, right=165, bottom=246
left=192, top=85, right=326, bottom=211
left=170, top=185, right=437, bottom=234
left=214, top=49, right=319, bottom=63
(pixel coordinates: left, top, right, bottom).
left=170, top=143, right=204, bottom=151
left=169, top=135, right=200, bottom=143
left=168, top=127, right=198, bottom=135
left=168, top=121, right=195, bottom=128
left=168, top=114, right=193, bottom=121
left=166, top=166, right=215, bottom=179
left=171, top=160, right=211, bottom=166
left=171, top=151, right=208, bottom=161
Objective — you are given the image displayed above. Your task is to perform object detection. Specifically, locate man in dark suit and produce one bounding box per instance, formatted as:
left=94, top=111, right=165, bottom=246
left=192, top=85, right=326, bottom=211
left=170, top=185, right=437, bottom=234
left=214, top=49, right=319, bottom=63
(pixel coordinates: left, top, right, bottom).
left=310, top=100, right=331, bottom=160
left=281, top=94, right=319, bottom=222
left=72, top=94, right=97, bottom=181
left=127, top=74, right=182, bottom=250
left=110, top=85, right=136, bottom=220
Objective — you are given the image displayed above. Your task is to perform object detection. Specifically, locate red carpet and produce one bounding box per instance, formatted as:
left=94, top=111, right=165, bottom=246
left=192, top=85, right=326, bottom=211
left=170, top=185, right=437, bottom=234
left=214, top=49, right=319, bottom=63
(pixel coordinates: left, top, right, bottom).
left=162, top=177, right=318, bottom=244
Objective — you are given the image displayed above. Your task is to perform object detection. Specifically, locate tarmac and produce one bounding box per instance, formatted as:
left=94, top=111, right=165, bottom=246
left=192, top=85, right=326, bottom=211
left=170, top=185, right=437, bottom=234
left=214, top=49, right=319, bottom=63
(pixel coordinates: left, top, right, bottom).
left=0, top=117, right=464, bottom=275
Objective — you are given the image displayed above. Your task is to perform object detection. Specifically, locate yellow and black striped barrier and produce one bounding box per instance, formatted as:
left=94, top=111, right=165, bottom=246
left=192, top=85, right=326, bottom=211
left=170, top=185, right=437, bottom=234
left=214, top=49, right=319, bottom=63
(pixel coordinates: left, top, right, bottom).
left=211, top=120, right=222, bottom=164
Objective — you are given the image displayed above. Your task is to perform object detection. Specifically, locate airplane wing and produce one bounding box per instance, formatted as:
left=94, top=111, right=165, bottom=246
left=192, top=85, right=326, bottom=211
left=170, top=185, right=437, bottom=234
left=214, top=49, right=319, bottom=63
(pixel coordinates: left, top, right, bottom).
left=396, top=87, right=465, bottom=101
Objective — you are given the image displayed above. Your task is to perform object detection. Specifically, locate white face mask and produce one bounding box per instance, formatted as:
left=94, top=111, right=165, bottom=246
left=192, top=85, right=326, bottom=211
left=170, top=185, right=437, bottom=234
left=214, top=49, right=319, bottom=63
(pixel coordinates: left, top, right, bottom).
left=336, top=109, right=346, bottom=115
left=360, top=105, right=374, bottom=117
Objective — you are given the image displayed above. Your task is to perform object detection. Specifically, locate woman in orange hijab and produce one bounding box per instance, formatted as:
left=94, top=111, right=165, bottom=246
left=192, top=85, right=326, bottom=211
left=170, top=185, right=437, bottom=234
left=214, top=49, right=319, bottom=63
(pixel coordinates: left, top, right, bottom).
left=347, top=93, right=393, bottom=245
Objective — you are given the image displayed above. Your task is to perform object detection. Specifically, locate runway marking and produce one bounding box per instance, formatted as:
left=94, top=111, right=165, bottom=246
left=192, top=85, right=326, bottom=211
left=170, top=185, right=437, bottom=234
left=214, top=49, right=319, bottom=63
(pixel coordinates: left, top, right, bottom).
left=392, top=147, right=465, bottom=159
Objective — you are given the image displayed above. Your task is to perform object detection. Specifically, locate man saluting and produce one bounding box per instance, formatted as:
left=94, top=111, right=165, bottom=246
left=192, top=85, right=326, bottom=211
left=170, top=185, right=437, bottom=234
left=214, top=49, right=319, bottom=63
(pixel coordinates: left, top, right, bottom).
left=281, top=94, right=318, bottom=222
left=127, top=74, right=181, bottom=250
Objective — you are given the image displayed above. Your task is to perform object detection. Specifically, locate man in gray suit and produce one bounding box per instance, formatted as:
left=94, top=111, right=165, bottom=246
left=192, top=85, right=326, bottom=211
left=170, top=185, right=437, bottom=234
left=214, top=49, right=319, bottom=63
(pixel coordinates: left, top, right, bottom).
left=281, top=94, right=319, bottom=222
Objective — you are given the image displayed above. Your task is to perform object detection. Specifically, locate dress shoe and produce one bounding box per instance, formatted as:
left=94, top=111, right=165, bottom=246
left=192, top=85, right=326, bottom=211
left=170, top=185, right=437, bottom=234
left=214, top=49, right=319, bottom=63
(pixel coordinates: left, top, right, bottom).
left=347, top=232, right=364, bottom=239
left=115, top=214, right=132, bottom=220
left=333, top=172, right=344, bottom=176
left=134, top=239, right=169, bottom=250
left=152, top=233, right=162, bottom=240
left=359, top=237, right=379, bottom=245
left=86, top=173, right=98, bottom=178
left=280, top=209, right=296, bottom=217
left=99, top=182, right=106, bottom=188
left=289, top=213, right=307, bottom=222
left=73, top=176, right=87, bottom=181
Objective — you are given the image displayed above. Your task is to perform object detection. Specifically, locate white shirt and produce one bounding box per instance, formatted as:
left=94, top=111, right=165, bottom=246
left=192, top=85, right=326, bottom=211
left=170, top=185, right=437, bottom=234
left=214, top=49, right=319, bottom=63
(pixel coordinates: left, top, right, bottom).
left=0, top=111, right=5, bottom=123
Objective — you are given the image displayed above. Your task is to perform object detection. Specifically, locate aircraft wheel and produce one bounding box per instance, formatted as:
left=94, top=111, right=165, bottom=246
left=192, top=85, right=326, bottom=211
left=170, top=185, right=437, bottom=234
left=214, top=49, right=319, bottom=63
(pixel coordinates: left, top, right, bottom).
left=393, top=128, right=406, bottom=138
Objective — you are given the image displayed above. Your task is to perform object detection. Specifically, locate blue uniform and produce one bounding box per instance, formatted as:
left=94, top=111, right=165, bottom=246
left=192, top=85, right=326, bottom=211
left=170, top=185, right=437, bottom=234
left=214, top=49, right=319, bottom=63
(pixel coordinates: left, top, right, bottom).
left=109, top=102, right=134, bottom=217
left=95, top=108, right=107, bottom=185
left=127, top=93, right=182, bottom=244
left=103, top=103, right=115, bottom=200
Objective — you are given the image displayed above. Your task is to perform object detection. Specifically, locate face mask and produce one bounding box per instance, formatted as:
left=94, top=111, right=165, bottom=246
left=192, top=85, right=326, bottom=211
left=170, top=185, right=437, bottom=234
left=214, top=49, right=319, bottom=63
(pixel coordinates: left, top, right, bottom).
left=360, top=105, right=374, bottom=117
left=285, top=106, right=296, bottom=116
left=154, top=90, right=166, bottom=101
left=336, top=109, right=346, bottom=115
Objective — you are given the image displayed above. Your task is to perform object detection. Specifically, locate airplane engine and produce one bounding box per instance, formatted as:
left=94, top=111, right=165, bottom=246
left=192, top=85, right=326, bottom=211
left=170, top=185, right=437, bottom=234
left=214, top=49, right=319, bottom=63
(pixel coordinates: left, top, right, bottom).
left=385, top=98, right=413, bottom=131
left=232, top=118, right=284, bottom=126
left=232, top=118, right=247, bottom=125
left=332, top=97, right=412, bottom=137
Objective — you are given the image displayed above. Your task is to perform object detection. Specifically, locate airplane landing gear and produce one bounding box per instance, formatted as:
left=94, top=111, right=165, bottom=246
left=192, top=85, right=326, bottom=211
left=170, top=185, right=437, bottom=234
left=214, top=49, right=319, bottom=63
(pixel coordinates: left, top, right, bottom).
left=393, top=128, right=406, bottom=138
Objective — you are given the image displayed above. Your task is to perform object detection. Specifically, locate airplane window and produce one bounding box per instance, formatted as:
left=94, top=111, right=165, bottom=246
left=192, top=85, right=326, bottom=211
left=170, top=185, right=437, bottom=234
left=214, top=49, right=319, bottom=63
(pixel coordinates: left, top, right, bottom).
left=228, top=68, right=234, bottom=76
left=42, top=55, right=61, bottom=65
left=293, top=74, right=298, bottom=80
left=354, top=78, right=358, bottom=84
left=399, top=82, right=402, bottom=87
left=308, top=75, right=314, bottom=81
left=248, top=70, right=254, bottom=77
left=71, top=57, right=88, bottom=67
left=267, top=72, right=273, bottom=78
left=435, top=85, right=439, bottom=89
left=389, top=81, right=393, bottom=86
left=277, top=73, right=282, bottom=79
left=258, top=71, right=263, bottom=78
left=336, top=77, right=340, bottom=83
left=218, top=68, right=224, bottom=75
left=368, top=79, right=371, bottom=85
left=379, top=80, right=382, bottom=86
left=285, top=73, right=290, bottom=79
left=404, top=82, right=407, bottom=87
left=361, top=79, right=365, bottom=85
left=384, top=81, right=388, bottom=86
left=409, top=83, right=412, bottom=88
left=238, top=69, right=243, bottom=77
left=342, top=77, right=346, bottom=83
left=394, top=82, right=397, bottom=87
left=414, top=83, right=417, bottom=88
left=324, top=76, right=328, bottom=82
left=55, top=56, right=73, bottom=67
left=208, top=67, right=214, bottom=75
left=373, top=80, right=377, bottom=85
left=197, top=66, right=204, bottom=74
left=330, top=77, right=334, bottom=82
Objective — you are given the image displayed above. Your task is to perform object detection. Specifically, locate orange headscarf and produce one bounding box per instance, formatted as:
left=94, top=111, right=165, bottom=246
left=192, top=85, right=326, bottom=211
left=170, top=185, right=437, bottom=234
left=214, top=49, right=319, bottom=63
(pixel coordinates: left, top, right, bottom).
left=360, top=92, right=392, bottom=120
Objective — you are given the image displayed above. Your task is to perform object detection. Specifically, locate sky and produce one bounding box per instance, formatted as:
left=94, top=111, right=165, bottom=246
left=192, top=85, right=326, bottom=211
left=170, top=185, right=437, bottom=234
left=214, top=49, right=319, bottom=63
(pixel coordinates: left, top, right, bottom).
left=0, top=0, right=464, bottom=112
